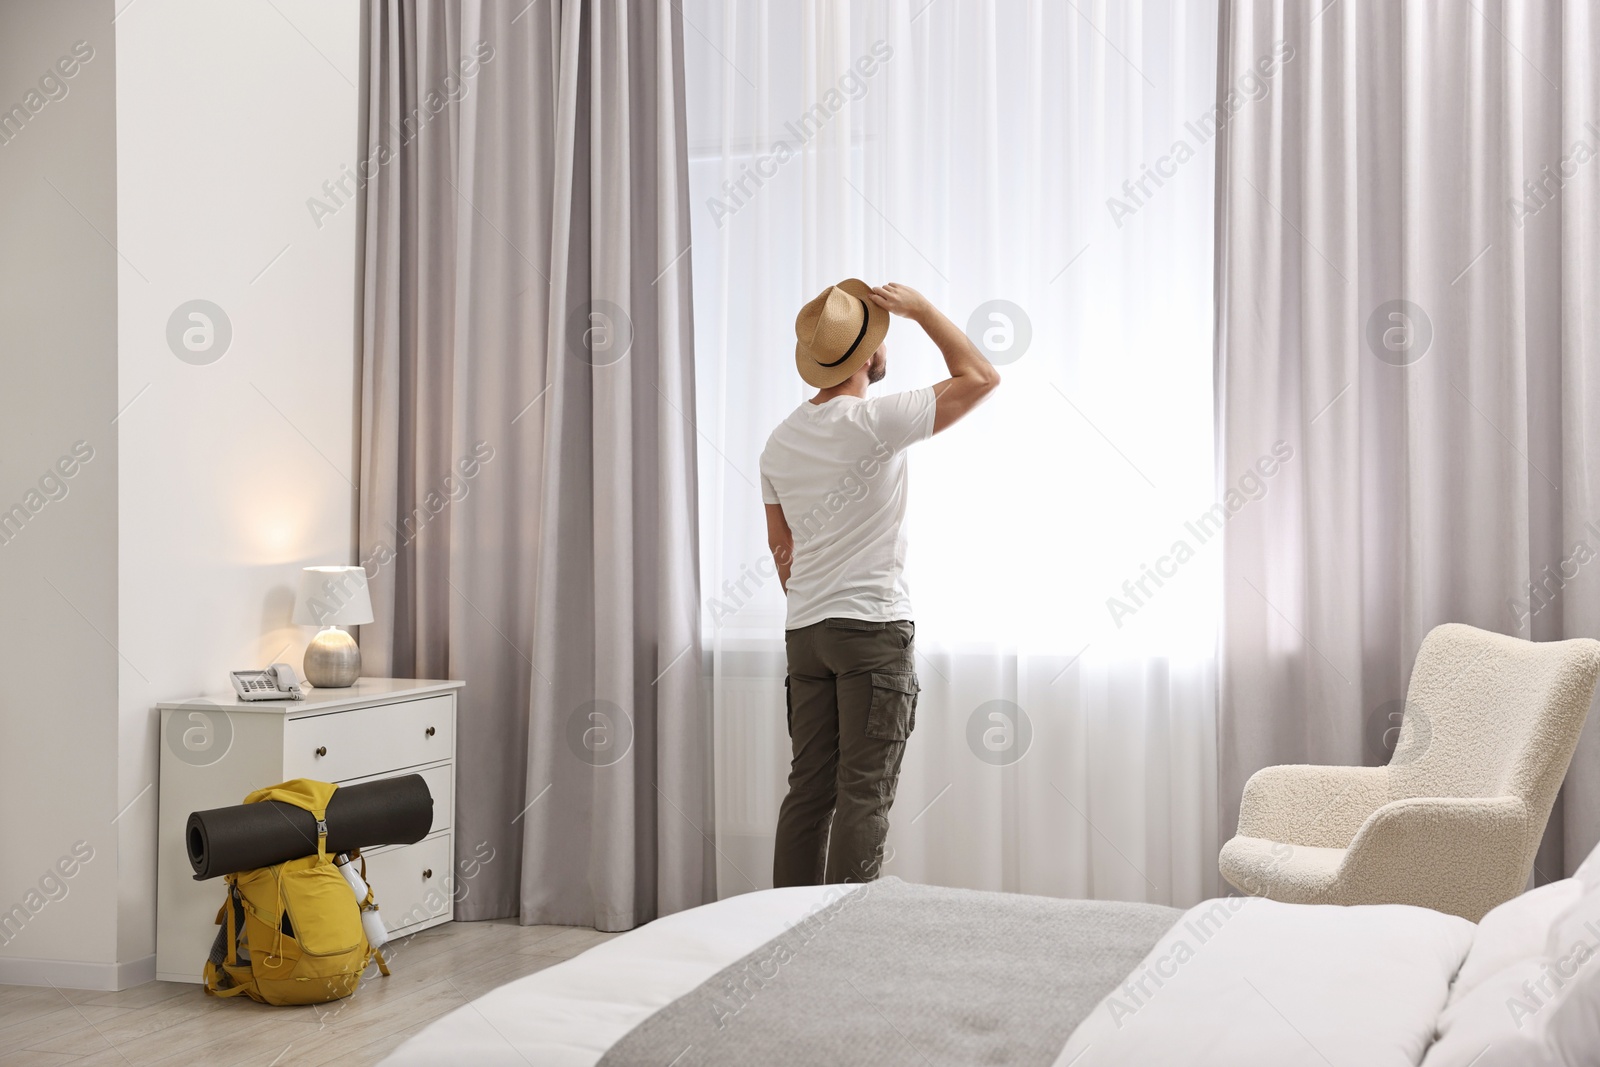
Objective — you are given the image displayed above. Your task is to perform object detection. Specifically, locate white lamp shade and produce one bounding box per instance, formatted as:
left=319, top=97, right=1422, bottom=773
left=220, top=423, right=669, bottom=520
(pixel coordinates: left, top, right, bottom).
left=293, top=566, right=375, bottom=627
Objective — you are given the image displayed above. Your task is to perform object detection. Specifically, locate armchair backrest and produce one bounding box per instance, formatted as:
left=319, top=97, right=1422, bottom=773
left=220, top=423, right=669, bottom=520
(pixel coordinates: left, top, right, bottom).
left=1390, top=624, right=1600, bottom=826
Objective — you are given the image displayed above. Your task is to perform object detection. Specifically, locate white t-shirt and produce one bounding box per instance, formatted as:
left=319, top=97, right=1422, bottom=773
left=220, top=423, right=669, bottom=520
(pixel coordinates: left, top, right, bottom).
left=759, top=388, right=937, bottom=630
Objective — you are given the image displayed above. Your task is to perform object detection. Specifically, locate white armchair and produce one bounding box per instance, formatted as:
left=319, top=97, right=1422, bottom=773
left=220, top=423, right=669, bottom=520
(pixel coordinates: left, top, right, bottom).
left=1220, top=623, right=1600, bottom=921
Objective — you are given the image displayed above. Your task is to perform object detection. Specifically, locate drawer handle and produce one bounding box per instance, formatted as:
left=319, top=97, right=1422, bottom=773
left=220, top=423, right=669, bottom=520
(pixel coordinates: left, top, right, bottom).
left=425, top=726, right=436, bottom=737
left=315, top=746, right=327, bottom=757
left=422, top=868, right=433, bottom=880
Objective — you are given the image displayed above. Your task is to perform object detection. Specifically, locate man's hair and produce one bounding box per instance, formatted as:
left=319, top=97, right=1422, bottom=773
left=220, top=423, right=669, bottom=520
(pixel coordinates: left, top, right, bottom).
left=867, top=345, right=887, bottom=385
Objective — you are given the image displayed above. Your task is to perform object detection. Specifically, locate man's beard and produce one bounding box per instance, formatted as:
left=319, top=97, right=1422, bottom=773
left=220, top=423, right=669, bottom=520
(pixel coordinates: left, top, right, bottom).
left=867, top=354, right=886, bottom=384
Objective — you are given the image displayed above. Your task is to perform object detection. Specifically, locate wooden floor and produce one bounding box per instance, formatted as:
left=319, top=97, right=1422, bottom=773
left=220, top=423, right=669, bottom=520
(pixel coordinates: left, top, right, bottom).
left=0, top=918, right=619, bottom=1066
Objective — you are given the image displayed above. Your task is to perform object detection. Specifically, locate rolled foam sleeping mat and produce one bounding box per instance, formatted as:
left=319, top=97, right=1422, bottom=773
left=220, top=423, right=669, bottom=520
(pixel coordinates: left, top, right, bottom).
left=187, top=774, right=433, bottom=880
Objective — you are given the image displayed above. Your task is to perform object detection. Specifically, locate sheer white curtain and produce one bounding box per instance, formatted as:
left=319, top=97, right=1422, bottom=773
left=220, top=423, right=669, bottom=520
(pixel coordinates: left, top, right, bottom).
left=685, top=0, right=1219, bottom=906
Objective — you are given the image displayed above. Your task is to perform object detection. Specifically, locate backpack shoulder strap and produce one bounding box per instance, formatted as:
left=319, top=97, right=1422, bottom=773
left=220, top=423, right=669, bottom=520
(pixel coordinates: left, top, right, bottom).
left=202, top=884, right=255, bottom=998
left=203, top=960, right=254, bottom=998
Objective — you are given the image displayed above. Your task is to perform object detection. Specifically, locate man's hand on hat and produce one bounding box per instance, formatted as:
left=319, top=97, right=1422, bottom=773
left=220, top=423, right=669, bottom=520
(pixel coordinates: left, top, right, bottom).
left=868, top=283, right=930, bottom=321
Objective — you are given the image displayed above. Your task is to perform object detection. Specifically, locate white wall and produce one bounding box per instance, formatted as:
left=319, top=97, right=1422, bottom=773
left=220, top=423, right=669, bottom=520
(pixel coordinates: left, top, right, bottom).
left=0, top=0, right=363, bottom=987
left=113, top=0, right=362, bottom=975
left=0, top=0, right=121, bottom=983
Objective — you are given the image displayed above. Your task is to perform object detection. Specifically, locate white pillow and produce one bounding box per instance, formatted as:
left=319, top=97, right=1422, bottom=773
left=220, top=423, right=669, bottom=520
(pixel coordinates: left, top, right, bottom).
left=1423, top=875, right=1600, bottom=1067
left=1576, top=843, right=1600, bottom=891
left=1445, top=879, right=1584, bottom=1005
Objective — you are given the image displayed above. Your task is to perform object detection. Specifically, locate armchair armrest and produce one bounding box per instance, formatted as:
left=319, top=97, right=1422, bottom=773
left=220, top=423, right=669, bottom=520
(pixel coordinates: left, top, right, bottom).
left=1340, top=795, right=1530, bottom=921
left=1236, top=764, right=1391, bottom=848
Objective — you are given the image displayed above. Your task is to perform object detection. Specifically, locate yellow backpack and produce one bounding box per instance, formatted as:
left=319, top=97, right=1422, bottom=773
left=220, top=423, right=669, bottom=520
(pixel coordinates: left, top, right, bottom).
left=203, top=780, right=389, bottom=1005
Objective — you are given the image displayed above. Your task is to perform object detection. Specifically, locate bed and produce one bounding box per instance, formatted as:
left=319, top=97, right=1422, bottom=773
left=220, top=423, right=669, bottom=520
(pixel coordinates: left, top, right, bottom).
left=383, top=854, right=1600, bottom=1067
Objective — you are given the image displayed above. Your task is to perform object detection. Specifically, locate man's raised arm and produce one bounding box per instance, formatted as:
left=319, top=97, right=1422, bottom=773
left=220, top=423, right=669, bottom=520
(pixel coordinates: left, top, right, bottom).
left=868, top=283, right=1001, bottom=433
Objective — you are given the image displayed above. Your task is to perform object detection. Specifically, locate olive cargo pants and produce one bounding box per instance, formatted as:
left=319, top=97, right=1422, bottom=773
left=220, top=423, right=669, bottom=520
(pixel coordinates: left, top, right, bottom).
left=773, top=618, right=919, bottom=887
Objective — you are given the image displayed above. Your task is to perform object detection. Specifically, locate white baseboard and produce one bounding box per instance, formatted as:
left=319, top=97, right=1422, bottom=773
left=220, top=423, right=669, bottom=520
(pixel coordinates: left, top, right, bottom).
left=0, top=953, right=155, bottom=991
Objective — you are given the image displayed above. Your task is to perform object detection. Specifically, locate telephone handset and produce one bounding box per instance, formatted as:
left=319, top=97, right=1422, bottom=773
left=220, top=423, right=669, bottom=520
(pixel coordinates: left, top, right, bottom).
left=230, top=663, right=306, bottom=701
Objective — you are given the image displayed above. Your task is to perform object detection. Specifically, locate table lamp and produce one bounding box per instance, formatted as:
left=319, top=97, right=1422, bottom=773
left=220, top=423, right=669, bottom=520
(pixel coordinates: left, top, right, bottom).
left=293, top=566, right=374, bottom=688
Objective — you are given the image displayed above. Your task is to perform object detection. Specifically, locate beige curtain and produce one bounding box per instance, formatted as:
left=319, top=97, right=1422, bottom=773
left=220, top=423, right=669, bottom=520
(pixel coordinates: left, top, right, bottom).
left=1216, top=0, right=1600, bottom=885
left=358, top=0, right=714, bottom=928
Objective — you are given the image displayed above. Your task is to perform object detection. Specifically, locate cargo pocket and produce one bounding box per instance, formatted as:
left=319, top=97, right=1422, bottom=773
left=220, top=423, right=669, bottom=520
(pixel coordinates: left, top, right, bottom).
left=865, top=671, right=918, bottom=741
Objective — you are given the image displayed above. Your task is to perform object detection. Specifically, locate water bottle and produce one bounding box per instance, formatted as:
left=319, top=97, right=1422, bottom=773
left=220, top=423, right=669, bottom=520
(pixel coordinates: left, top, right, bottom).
left=335, top=852, right=389, bottom=950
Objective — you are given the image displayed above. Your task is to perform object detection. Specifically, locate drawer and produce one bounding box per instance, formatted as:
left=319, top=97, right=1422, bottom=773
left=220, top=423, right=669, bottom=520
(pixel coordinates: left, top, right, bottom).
left=340, top=762, right=453, bottom=834
left=283, top=694, right=454, bottom=783
left=363, top=832, right=453, bottom=935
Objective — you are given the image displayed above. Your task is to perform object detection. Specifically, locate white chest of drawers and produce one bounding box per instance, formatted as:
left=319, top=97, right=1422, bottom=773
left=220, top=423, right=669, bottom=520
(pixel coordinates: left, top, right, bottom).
left=155, top=678, right=463, bottom=983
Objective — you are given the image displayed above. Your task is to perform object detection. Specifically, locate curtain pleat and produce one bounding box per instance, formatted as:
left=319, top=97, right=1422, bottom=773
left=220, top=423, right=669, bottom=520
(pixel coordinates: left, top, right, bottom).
left=1217, top=0, right=1600, bottom=882
left=359, top=0, right=713, bottom=928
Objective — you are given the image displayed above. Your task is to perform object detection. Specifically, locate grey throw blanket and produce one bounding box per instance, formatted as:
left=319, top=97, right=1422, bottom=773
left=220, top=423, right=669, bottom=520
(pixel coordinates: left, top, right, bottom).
left=599, top=878, right=1179, bottom=1067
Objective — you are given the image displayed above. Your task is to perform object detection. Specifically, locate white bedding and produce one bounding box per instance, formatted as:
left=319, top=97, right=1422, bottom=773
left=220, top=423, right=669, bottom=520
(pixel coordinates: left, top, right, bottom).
left=385, top=882, right=1484, bottom=1066
left=386, top=840, right=1600, bottom=1067
left=383, top=884, right=859, bottom=1066
left=1055, top=896, right=1475, bottom=1066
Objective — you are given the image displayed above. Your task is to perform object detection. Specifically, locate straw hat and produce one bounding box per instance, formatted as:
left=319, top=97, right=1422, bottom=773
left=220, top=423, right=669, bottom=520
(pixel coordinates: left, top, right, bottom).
left=794, top=278, right=890, bottom=388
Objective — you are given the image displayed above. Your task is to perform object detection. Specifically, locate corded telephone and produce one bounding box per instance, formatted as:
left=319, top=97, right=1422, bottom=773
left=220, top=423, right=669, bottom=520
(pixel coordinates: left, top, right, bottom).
left=230, top=663, right=306, bottom=701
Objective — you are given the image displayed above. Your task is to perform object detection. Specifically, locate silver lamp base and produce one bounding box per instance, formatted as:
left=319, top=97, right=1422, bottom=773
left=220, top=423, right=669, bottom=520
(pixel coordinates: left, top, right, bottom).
left=304, top=626, right=362, bottom=688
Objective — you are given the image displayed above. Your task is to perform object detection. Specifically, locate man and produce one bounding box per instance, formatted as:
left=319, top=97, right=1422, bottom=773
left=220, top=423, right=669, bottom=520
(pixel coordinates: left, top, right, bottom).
left=760, top=279, right=1001, bottom=886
